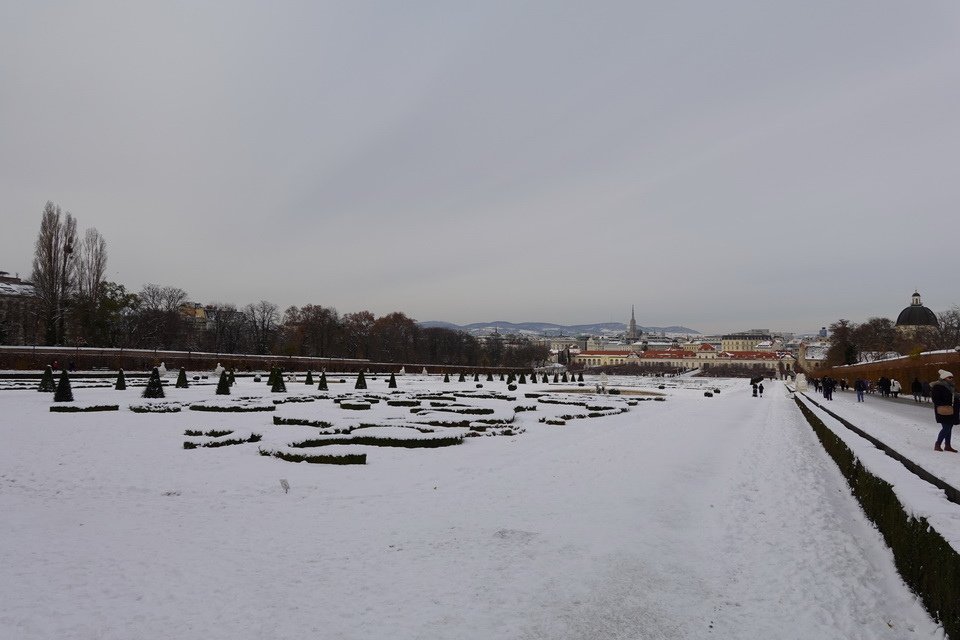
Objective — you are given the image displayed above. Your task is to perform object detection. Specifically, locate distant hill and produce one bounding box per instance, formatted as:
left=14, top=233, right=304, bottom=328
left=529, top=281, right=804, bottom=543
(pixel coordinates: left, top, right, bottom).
left=418, top=320, right=700, bottom=336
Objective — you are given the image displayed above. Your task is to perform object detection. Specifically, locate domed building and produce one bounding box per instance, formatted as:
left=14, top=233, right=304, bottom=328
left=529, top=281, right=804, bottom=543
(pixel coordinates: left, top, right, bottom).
left=895, top=291, right=939, bottom=336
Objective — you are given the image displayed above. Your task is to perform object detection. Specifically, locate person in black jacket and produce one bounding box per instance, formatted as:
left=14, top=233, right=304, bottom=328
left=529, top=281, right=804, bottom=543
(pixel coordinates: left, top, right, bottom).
left=931, top=370, right=958, bottom=452
left=912, top=377, right=923, bottom=403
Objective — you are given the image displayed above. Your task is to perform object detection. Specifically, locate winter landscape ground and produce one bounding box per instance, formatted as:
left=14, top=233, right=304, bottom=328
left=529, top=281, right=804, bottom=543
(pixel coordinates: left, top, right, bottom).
left=0, top=372, right=954, bottom=639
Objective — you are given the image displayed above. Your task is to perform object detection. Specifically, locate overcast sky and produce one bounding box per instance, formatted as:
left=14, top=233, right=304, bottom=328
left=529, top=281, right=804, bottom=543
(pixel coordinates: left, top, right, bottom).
left=2, top=1, right=959, bottom=334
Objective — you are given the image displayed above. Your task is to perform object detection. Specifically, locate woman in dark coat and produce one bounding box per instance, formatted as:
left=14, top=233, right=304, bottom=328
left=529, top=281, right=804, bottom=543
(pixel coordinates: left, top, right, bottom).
left=931, top=370, right=958, bottom=452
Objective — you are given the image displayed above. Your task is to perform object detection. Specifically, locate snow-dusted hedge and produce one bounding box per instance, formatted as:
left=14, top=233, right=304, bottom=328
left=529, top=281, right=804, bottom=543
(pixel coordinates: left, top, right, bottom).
left=289, top=433, right=463, bottom=449
left=183, top=434, right=262, bottom=449
left=189, top=404, right=276, bottom=413
left=272, top=416, right=334, bottom=429
left=259, top=449, right=366, bottom=465
left=129, top=403, right=183, bottom=413
left=795, top=398, right=960, bottom=638
left=49, top=404, right=119, bottom=413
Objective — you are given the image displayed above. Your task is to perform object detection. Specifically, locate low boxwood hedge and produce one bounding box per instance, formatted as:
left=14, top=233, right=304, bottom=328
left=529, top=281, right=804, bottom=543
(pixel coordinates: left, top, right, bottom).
left=50, top=404, right=119, bottom=413
left=259, top=449, right=366, bottom=465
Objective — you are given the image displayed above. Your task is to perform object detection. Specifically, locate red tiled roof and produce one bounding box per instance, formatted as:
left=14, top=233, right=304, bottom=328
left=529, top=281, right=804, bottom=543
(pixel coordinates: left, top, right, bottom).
left=577, top=350, right=635, bottom=356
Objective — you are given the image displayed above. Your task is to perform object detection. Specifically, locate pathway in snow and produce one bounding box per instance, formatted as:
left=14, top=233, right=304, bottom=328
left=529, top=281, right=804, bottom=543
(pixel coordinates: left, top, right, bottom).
left=0, top=379, right=942, bottom=639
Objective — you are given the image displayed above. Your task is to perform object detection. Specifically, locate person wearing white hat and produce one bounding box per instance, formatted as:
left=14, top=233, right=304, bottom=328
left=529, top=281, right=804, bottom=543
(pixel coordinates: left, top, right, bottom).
left=931, top=370, right=958, bottom=452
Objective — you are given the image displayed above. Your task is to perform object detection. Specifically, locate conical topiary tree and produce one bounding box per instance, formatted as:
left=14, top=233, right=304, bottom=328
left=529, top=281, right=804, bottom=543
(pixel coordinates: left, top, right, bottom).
left=318, top=371, right=328, bottom=391
left=553, top=373, right=559, bottom=383
left=542, top=373, right=549, bottom=383
left=474, top=373, right=480, bottom=382
left=305, top=370, right=314, bottom=385
left=518, top=373, right=527, bottom=384
left=267, top=367, right=279, bottom=387
left=38, top=365, right=56, bottom=392
left=115, top=368, right=127, bottom=390
left=271, top=369, right=287, bottom=393
left=561, top=372, right=568, bottom=382
left=355, top=370, right=367, bottom=390
left=176, top=367, right=189, bottom=388
left=216, top=370, right=231, bottom=395
left=443, top=373, right=450, bottom=383
left=458, top=372, right=465, bottom=382
left=500, top=373, right=505, bottom=381
left=388, top=372, right=397, bottom=389
left=507, top=373, right=515, bottom=384
left=228, top=369, right=236, bottom=386
left=53, top=369, right=73, bottom=402
left=142, top=368, right=165, bottom=398
left=486, top=372, right=494, bottom=382
left=578, top=373, right=584, bottom=382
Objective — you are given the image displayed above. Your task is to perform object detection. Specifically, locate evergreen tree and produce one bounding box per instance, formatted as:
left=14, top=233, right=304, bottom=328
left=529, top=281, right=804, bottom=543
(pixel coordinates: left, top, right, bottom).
left=355, top=370, right=367, bottom=390
left=228, top=369, right=236, bottom=386
left=388, top=372, right=397, bottom=389
left=53, top=369, right=73, bottom=402
left=507, top=373, right=515, bottom=384
left=487, top=372, right=494, bottom=382
left=474, top=373, right=480, bottom=382
left=578, top=373, right=584, bottom=382
left=500, top=373, right=505, bottom=381
left=271, top=369, right=287, bottom=393
left=115, top=368, right=127, bottom=390
left=458, top=372, right=466, bottom=382
left=216, top=370, right=231, bottom=395
left=542, top=373, right=549, bottom=383
left=142, top=368, right=165, bottom=398
left=518, top=373, right=527, bottom=384
left=318, top=372, right=328, bottom=391
left=443, top=373, right=450, bottom=383
left=176, top=367, right=189, bottom=388
left=561, top=372, right=568, bottom=382
left=553, top=373, right=559, bottom=383
left=305, top=370, right=314, bottom=385
left=267, top=367, right=278, bottom=387
left=37, top=365, right=56, bottom=392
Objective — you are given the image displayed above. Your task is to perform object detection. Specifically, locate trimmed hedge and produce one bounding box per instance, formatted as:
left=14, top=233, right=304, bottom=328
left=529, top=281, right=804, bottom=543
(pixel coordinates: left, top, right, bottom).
left=50, top=404, right=119, bottom=413
left=289, top=434, right=463, bottom=449
left=185, top=429, right=234, bottom=437
left=189, top=404, right=276, bottom=412
left=184, top=434, right=262, bottom=449
left=794, top=397, right=960, bottom=638
left=259, top=449, right=367, bottom=465
left=272, top=416, right=335, bottom=429
left=129, top=404, right=182, bottom=413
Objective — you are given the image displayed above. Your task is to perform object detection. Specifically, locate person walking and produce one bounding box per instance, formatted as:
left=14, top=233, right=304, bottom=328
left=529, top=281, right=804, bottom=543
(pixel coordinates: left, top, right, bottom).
left=890, top=378, right=901, bottom=398
left=912, top=377, right=923, bottom=403
left=855, top=378, right=867, bottom=402
left=931, top=370, right=958, bottom=452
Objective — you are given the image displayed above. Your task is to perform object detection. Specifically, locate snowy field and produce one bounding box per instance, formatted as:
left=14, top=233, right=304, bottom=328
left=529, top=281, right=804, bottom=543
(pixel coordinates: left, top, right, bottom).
left=0, top=373, right=945, bottom=639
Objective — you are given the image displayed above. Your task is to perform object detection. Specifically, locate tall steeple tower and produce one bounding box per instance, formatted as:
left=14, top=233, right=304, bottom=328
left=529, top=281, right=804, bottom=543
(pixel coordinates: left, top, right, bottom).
left=627, top=305, right=638, bottom=342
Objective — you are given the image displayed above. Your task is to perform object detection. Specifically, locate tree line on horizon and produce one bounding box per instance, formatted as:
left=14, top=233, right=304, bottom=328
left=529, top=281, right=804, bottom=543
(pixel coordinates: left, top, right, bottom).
left=10, top=201, right=548, bottom=367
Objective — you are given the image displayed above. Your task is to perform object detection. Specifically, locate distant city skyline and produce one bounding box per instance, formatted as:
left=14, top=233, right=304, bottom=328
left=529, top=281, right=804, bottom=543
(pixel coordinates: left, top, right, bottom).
left=2, top=2, right=958, bottom=336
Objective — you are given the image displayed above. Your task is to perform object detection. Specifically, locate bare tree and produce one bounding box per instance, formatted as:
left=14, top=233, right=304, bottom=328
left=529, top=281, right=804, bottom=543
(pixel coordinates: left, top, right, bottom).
left=75, top=228, right=108, bottom=306
left=71, top=228, right=108, bottom=344
left=31, top=202, right=78, bottom=344
left=138, top=283, right=188, bottom=312
left=244, top=300, right=279, bottom=354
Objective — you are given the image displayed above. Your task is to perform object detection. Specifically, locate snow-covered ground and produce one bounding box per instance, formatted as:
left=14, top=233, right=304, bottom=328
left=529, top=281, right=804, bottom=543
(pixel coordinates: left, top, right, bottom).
left=0, top=374, right=946, bottom=639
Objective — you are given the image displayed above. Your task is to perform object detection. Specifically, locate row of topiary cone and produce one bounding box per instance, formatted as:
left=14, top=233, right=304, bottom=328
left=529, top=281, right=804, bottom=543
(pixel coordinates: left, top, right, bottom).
left=438, top=371, right=584, bottom=384
left=39, top=365, right=239, bottom=401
